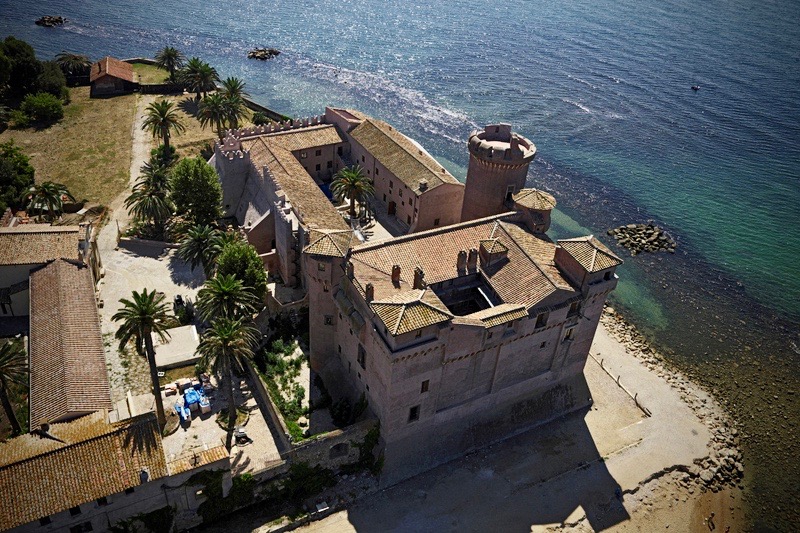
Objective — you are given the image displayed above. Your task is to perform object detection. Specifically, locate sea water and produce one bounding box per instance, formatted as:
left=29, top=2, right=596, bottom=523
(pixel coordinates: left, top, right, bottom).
left=1, top=0, right=798, bottom=527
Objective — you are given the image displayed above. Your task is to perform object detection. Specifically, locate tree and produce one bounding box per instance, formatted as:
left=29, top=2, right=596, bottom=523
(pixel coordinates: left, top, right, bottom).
left=21, top=181, right=74, bottom=221
left=54, top=52, right=91, bottom=77
left=154, top=46, right=185, bottom=82
left=196, top=275, right=260, bottom=322
left=20, top=92, right=64, bottom=124
left=141, top=100, right=185, bottom=158
left=216, top=240, right=267, bottom=302
left=180, top=58, right=218, bottom=100
left=36, top=61, right=67, bottom=97
left=331, top=165, right=374, bottom=219
left=0, top=50, right=10, bottom=91
left=113, top=289, right=176, bottom=429
left=0, top=36, right=42, bottom=97
left=0, top=140, right=35, bottom=213
left=220, top=77, right=249, bottom=99
left=223, top=95, right=248, bottom=130
left=197, top=317, right=258, bottom=449
left=124, top=161, right=173, bottom=228
left=198, top=93, right=228, bottom=140
left=169, top=157, right=222, bottom=226
left=0, top=340, right=27, bottom=436
left=177, top=224, right=222, bottom=278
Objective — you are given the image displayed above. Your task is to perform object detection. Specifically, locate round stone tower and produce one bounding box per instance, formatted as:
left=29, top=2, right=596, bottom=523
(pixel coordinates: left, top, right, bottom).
left=460, top=124, right=537, bottom=222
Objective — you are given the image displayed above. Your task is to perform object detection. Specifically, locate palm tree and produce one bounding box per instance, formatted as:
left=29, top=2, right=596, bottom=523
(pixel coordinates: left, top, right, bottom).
left=198, top=93, right=228, bottom=139
left=124, top=186, right=172, bottom=227
left=154, top=46, right=185, bottom=82
left=21, top=181, right=75, bottom=221
left=141, top=100, right=185, bottom=156
left=197, top=317, right=259, bottom=449
left=112, top=289, right=176, bottom=429
left=196, top=275, right=260, bottom=322
left=55, top=52, right=92, bottom=77
left=220, top=77, right=249, bottom=99
left=331, top=165, right=375, bottom=219
left=136, top=157, right=172, bottom=193
left=180, top=58, right=219, bottom=100
left=0, top=340, right=27, bottom=436
left=178, top=224, right=222, bottom=278
left=223, top=95, right=248, bottom=130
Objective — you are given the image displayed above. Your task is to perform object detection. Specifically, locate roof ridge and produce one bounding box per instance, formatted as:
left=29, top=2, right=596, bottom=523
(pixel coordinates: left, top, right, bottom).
left=366, top=118, right=445, bottom=180
left=495, top=222, right=561, bottom=293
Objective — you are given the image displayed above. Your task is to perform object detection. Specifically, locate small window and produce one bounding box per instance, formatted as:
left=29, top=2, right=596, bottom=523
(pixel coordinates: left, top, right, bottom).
left=604, top=271, right=612, bottom=281
left=361, top=155, right=365, bottom=162
left=399, top=189, right=403, bottom=197
left=434, top=218, right=440, bottom=226
left=338, top=345, right=342, bottom=353
left=39, top=517, right=51, bottom=526
left=408, top=197, right=412, bottom=206
left=375, top=168, right=379, bottom=175
left=495, top=126, right=500, bottom=133
left=318, top=262, right=326, bottom=271
left=568, top=302, right=580, bottom=317
left=487, top=331, right=493, bottom=339
left=421, top=380, right=429, bottom=393
left=337, top=146, right=343, bottom=155
left=69, top=506, right=82, bottom=517
left=564, top=327, right=575, bottom=342
left=315, top=163, right=321, bottom=171
left=125, top=488, right=135, bottom=495
left=300, top=151, right=308, bottom=159
left=383, top=194, right=387, bottom=202
left=540, top=341, right=547, bottom=349
left=315, top=149, right=322, bottom=156
left=389, top=180, right=393, bottom=189
left=323, top=283, right=329, bottom=293
left=357, top=345, right=366, bottom=369
left=535, top=313, right=549, bottom=328
left=415, top=328, right=422, bottom=338
left=407, top=215, right=411, bottom=224
left=96, top=497, right=108, bottom=507
left=324, top=315, right=333, bottom=325
left=408, top=405, right=420, bottom=422
left=327, top=161, right=333, bottom=169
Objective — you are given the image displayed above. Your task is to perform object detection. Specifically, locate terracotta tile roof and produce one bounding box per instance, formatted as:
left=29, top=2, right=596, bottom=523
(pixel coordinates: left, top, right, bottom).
left=513, top=188, right=557, bottom=210
left=29, top=259, right=111, bottom=425
left=258, top=124, right=344, bottom=152
left=350, top=214, right=576, bottom=313
left=244, top=136, right=348, bottom=231
left=167, top=445, right=229, bottom=475
left=349, top=118, right=460, bottom=193
left=558, top=236, right=623, bottom=272
left=90, top=56, right=135, bottom=83
left=0, top=225, right=81, bottom=265
left=304, top=229, right=355, bottom=257
left=469, top=303, right=528, bottom=328
left=370, top=289, right=452, bottom=335
left=0, top=412, right=167, bottom=530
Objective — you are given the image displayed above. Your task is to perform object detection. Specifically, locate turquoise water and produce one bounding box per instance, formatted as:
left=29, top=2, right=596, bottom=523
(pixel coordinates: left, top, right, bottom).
left=2, top=0, right=799, bottom=526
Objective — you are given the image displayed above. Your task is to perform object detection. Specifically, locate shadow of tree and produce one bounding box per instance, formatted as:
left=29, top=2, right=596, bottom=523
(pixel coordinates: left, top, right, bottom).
left=168, top=252, right=205, bottom=289
left=177, top=97, right=201, bottom=118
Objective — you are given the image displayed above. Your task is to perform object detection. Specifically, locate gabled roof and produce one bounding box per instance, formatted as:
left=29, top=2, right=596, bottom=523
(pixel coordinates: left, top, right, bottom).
left=513, top=188, right=557, bottom=211
left=304, top=229, right=355, bottom=257
left=558, top=236, right=623, bottom=272
left=469, top=303, right=528, bottom=328
left=349, top=118, right=461, bottom=193
left=90, top=56, right=134, bottom=83
left=479, top=238, right=508, bottom=255
left=0, top=225, right=81, bottom=265
left=370, top=289, right=452, bottom=336
left=0, top=412, right=167, bottom=531
left=29, top=259, right=111, bottom=425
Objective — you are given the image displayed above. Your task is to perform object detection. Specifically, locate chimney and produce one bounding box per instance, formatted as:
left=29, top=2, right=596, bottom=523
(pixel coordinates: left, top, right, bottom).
left=467, top=248, right=478, bottom=271
left=457, top=250, right=467, bottom=272
left=413, top=267, right=425, bottom=289
left=365, top=283, right=374, bottom=302
left=391, top=264, right=401, bottom=284
left=419, top=179, right=428, bottom=191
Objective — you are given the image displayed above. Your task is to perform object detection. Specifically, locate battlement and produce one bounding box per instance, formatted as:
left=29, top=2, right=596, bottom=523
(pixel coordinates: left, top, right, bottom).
left=224, top=115, right=327, bottom=141
left=468, top=124, right=536, bottom=166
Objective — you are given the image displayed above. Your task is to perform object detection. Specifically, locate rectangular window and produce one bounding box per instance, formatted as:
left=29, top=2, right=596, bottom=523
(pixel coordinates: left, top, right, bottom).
left=361, top=155, right=365, bottom=162
left=357, top=345, right=366, bottom=369
left=407, top=215, right=411, bottom=224
left=338, top=146, right=343, bottom=155
left=375, top=168, right=379, bottom=175
left=389, top=180, right=393, bottom=189
left=487, top=331, right=493, bottom=339
left=300, top=152, right=308, bottom=159
left=604, top=271, right=612, bottom=281
left=540, top=341, right=547, bottom=349
left=324, top=315, right=333, bottom=325
left=327, top=161, right=333, bottom=169
left=434, top=218, right=440, bottom=226
left=408, top=405, right=420, bottom=422
left=564, top=327, right=575, bottom=342
left=399, top=189, right=403, bottom=197
left=421, top=380, right=429, bottom=393
left=338, top=345, right=341, bottom=353
left=415, top=328, right=422, bottom=338
left=315, top=149, right=322, bottom=156
left=323, top=283, right=329, bottom=293
left=96, top=497, right=108, bottom=507
left=568, top=302, right=580, bottom=317
left=535, top=312, right=549, bottom=328
left=318, top=262, right=326, bottom=271
left=506, top=185, right=515, bottom=201
left=69, top=506, right=81, bottom=517
left=316, top=163, right=321, bottom=171
left=383, top=194, right=387, bottom=202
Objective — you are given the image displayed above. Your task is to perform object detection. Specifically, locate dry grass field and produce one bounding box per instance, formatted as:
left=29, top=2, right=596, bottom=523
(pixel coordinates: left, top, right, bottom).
left=131, top=61, right=170, bottom=84
left=0, top=87, right=136, bottom=206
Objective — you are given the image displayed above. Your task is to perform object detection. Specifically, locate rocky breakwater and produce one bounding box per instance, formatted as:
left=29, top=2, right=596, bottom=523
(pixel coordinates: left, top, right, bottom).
left=607, top=222, right=676, bottom=256
left=248, top=47, right=280, bottom=60
left=601, top=307, right=744, bottom=494
left=35, top=16, right=65, bottom=27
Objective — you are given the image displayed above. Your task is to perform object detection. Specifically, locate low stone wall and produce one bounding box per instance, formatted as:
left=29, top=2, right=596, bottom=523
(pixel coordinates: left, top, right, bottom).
left=289, top=418, right=376, bottom=471
left=245, top=360, right=292, bottom=455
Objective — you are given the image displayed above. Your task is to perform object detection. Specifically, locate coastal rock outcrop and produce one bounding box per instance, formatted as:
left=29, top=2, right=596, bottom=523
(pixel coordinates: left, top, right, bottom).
left=248, top=47, right=280, bottom=61
left=35, top=16, right=65, bottom=27
left=607, top=222, right=676, bottom=255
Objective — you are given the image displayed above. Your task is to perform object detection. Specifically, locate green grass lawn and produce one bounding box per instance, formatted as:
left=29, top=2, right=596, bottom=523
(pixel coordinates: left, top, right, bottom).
left=0, top=86, right=136, bottom=207
left=132, top=61, right=170, bottom=84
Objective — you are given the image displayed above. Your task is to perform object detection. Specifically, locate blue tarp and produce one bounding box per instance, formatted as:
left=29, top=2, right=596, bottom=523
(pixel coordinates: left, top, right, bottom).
left=184, top=388, right=201, bottom=405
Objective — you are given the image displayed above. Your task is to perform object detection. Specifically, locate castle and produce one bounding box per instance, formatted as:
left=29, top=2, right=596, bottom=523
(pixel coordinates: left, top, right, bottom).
left=214, top=108, right=622, bottom=483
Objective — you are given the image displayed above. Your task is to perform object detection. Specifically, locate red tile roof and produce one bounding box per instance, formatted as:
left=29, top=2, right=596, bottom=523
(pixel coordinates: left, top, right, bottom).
left=0, top=225, right=81, bottom=265
left=29, top=259, right=111, bottom=425
left=90, top=56, right=135, bottom=83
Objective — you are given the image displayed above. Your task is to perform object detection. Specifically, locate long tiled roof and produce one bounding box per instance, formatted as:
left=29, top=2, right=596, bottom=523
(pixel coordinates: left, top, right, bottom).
left=244, top=134, right=348, bottom=231
left=259, top=124, right=344, bottom=152
left=90, top=56, right=134, bottom=83
left=304, top=229, right=355, bottom=257
left=0, top=412, right=167, bottom=530
left=0, top=225, right=81, bottom=265
left=29, top=259, right=111, bottom=425
left=370, top=289, right=452, bottom=335
left=470, top=303, right=528, bottom=328
left=513, top=188, right=557, bottom=211
left=349, top=118, right=460, bottom=193
left=558, top=236, right=623, bottom=272
left=350, top=214, right=576, bottom=313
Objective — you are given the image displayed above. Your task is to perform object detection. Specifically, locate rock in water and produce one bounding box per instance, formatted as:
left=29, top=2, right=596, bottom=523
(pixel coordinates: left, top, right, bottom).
left=35, top=15, right=65, bottom=27
left=247, top=47, right=281, bottom=60
left=607, top=222, right=677, bottom=255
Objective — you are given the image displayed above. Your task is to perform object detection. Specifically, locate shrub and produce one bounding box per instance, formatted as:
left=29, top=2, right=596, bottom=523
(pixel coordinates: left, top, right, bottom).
left=20, top=92, right=63, bottom=124
left=0, top=36, right=42, bottom=97
left=151, top=144, right=177, bottom=166
left=0, top=140, right=35, bottom=212
left=252, top=111, right=268, bottom=125
left=330, top=397, right=351, bottom=428
left=216, top=239, right=267, bottom=301
left=36, top=61, right=67, bottom=98
left=9, top=110, right=29, bottom=128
